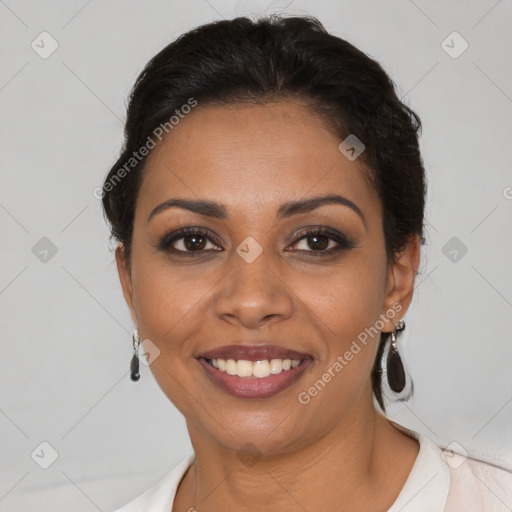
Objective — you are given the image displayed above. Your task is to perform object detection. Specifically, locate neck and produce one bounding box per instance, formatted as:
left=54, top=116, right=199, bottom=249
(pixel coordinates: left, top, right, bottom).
left=174, top=401, right=419, bottom=512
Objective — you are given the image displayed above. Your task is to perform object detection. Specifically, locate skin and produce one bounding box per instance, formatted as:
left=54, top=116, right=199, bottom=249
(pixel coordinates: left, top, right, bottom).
left=116, top=99, right=421, bottom=511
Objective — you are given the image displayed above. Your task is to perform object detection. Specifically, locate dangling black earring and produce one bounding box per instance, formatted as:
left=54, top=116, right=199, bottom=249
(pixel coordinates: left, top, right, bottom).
left=130, top=330, right=140, bottom=381
left=386, top=319, right=406, bottom=393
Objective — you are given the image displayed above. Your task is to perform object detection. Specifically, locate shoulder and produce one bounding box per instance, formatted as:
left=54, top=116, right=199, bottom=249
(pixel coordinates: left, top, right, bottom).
left=444, top=455, right=512, bottom=511
left=388, top=421, right=512, bottom=512
left=112, top=453, right=195, bottom=512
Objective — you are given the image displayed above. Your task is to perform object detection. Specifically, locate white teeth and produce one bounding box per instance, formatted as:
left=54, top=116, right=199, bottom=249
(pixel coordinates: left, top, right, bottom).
left=253, top=360, right=271, bottom=378
left=209, top=358, right=302, bottom=378
left=226, top=359, right=237, bottom=376
left=236, top=359, right=253, bottom=377
left=270, top=359, right=283, bottom=374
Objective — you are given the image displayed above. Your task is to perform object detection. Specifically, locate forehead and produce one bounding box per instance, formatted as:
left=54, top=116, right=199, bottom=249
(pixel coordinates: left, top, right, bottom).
left=138, top=100, right=379, bottom=222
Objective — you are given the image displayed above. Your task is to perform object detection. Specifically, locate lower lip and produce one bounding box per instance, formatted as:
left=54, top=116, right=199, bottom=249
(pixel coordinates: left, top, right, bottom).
left=197, top=358, right=312, bottom=399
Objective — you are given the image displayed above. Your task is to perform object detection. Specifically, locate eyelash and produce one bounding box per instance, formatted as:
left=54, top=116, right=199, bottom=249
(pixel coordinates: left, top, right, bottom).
left=156, top=226, right=356, bottom=257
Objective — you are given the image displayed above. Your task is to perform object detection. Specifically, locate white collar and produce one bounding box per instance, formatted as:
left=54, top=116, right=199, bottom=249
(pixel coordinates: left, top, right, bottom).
left=387, top=421, right=450, bottom=512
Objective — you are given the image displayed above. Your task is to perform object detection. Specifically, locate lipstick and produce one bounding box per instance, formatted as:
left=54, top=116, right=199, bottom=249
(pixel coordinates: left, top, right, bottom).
left=196, top=344, right=312, bottom=399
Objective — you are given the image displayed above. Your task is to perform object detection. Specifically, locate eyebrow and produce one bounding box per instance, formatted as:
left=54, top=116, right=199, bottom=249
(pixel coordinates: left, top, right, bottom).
left=147, top=194, right=367, bottom=229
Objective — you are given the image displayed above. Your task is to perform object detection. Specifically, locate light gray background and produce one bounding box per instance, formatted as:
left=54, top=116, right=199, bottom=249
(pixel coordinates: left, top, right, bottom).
left=1, top=0, right=511, bottom=511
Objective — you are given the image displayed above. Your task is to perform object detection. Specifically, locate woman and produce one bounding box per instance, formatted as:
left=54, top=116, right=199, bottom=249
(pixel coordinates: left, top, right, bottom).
left=102, top=14, right=511, bottom=512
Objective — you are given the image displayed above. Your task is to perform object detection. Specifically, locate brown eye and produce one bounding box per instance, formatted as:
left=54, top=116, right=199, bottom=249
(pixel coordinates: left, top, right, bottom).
left=179, top=234, right=208, bottom=251
left=302, top=234, right=330, bottom=251
left=158, top=227, right=222, bottom=254
left=289, top=227, right=355, bottom=255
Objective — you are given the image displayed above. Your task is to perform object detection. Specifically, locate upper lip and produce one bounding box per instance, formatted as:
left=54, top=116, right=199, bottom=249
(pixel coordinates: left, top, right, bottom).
left=197, top=344, right=312, bottom=362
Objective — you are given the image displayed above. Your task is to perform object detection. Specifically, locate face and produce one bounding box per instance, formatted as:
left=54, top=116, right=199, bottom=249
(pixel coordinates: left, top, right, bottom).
left=116, top=99, right=419, bottom=455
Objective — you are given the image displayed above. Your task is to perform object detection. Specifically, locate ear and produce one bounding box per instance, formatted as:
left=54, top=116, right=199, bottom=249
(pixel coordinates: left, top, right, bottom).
left=380, top=235, right=421, bottom=333
left=115, top=243, right=136, bottom=321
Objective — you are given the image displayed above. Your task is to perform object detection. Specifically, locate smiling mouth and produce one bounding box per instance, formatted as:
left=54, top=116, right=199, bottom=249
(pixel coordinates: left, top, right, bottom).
left=202, top=357, right=303, bottom=378
left=197, top=356, right=313, bottom=399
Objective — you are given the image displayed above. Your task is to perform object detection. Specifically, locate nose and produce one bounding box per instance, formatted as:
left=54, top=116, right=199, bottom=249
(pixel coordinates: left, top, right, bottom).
left=213, top=248, right=294, bottom=330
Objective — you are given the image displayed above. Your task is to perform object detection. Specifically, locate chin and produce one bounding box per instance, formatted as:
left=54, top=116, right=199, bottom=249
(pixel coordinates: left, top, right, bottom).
left=206, top=409, right=311, bottom=456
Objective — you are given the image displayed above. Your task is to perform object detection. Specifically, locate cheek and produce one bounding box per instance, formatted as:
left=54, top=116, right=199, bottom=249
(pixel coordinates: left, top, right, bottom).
left=303, top=256, right=387, bottom=335
left=129, top=248, right=225, bottom=377
left=133, top=267, right=210, bottom=342
left=129, top=261, right=215, bottom=417
left=299, top=257, right=387, bottom=388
